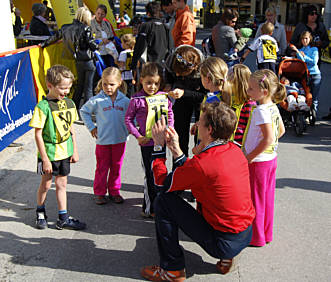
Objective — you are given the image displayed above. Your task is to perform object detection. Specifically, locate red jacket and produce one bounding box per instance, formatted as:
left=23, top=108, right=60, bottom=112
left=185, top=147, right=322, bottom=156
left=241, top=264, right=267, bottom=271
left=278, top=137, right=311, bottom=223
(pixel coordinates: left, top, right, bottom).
left=152, top=141, right=255, bottom=233
left=172, top=5, right=196, bottom=47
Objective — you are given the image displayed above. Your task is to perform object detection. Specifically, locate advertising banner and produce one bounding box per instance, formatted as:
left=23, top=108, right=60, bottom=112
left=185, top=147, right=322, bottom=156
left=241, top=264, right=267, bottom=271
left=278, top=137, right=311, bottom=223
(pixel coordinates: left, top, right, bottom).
left=50, top=0, right=78, bottom=28
left=0, top=51, right=37, bottom=152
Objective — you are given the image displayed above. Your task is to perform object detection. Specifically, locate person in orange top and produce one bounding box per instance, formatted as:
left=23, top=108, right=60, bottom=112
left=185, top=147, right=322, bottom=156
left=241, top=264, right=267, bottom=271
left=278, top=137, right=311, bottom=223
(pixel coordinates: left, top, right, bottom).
left=172, top=0, right=196, bottom=47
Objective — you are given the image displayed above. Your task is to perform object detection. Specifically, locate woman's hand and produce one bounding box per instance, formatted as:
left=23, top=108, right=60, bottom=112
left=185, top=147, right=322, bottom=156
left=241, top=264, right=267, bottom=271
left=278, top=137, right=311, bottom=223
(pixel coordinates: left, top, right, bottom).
left=152, top=115, right=167, bottom=146
left=91, top=128, right=98, bottom=139
left=168, top=88, right=184, bottom=99
left=137, top=136, right=150, bottom=145
left=190, top=123, right=198, bottom=135
left=165, top=126, right=183, bottom=159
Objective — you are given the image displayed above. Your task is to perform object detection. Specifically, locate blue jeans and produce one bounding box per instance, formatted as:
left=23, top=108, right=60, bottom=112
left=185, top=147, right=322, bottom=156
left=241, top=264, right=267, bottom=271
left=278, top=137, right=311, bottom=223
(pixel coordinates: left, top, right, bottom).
left=73, top=60, right=96, bottom=109
left=154, top=192, right=252, bottom=270
left=310, top=73, right=322, bottom=112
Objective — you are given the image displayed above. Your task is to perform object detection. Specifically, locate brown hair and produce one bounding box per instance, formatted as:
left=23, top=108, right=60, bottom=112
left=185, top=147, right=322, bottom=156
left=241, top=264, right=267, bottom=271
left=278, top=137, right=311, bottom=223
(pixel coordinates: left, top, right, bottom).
left=138, top=62, right=164, bottom=91
left=261, top=22, right=274, bottom=35
left=200, top=57, right=231, bottom=105
left=46, top=64, right=74, bottom=86
left=200, top=102, right=237, bottom=140
left=250, top=69, right=286, bottom=103
left=172, top=46, right=202, bottom=76
left=96, top=4, right=107, bottom=14
left=231, top=64, right=251, bottom=105
left=95, top=67, right=127, bottom=94
left=221, top=8, right=239, bottom=25
left=121, top=33, right=136, bottom=49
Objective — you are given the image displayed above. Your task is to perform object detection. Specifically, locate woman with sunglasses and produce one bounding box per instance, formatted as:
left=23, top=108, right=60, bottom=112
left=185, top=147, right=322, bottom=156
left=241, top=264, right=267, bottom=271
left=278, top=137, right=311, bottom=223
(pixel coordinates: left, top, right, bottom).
left=290, top=5, right=329, bottom=64
left=212, top=8, right=239, bottom=61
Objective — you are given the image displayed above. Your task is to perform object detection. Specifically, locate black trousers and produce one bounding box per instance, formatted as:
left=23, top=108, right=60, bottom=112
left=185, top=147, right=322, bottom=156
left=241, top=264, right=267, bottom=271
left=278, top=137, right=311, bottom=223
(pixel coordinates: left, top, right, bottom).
left=154, top=192, right=252, bottom=271
left=258, top=62, right=276, bottom=73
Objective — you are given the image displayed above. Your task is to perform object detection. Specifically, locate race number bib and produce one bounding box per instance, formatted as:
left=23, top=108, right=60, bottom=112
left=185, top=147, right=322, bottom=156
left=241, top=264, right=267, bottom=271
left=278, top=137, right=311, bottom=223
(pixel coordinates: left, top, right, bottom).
left=262, top=39, right=277, bottom=60
left=145, top=94, right=168, bottom=138
left=49, top=100, right=76, bottom=142
left=265, top=106, right=280, bottom=154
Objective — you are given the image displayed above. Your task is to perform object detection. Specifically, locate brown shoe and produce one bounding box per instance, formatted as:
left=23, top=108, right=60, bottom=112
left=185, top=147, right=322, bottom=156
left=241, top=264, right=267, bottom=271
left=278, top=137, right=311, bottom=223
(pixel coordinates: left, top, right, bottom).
left=140, top=265, right=186, bottom=281
left=216, top=254, right=240, bottom=275
left=95, top=195, right=107, bottom=205
left=109, top=195, right=124, bottom=204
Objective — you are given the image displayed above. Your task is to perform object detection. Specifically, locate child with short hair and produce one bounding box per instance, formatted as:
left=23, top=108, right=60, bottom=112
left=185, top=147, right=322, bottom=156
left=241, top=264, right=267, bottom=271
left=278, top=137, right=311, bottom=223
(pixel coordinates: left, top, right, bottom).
left=244, top=69, right=286, bottom=246
left=80, top=67, right=130, bottom=205
left=125, top=62, right=174, bottom=218
left=29, top=65, right=86, bottom=230
left=241, top=22, right=279, bottom=73
left=117, top=33, right=136, bottom=98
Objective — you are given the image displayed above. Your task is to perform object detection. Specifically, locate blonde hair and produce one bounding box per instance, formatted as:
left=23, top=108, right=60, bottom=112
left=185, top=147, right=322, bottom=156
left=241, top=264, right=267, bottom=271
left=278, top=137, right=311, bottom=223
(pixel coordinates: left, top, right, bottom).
left=200, top=57, right=231, bottom=105
left=95, top=67, right=127, bottom=94
left=250, top=69, right=286, bottom=104
left=121, top=34, right=136, bottom=49
left=75, top=7, right=92, bottom=26
left=231, top=64, right=251, bottom=105
left=265, top=7, right=276, bottom=16
left=300, top=31, right=313, bottom=45
left=46, top=64, right=74, bottom=86
left=261, top=22, right=274, bottom=35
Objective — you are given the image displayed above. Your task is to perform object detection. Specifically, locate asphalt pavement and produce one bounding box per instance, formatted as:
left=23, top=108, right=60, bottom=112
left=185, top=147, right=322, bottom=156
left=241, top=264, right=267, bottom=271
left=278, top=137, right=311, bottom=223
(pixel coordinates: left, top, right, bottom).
left=0, top=28, right=331, bottom=281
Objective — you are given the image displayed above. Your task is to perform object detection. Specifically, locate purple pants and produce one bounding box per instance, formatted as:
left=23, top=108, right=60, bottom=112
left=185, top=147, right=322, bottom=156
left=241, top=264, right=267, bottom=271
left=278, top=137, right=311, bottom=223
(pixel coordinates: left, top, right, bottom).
left=93, top=143, right=126, bottom=196
left=249, top=157, right=277, bottom=246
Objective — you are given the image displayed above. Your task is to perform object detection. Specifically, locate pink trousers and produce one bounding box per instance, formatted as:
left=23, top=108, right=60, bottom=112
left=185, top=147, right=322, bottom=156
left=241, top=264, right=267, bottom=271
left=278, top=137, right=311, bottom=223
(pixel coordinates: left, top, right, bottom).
left=93, top=143, right=126, bottom=196
left=249, top=157, right=277, bottom=246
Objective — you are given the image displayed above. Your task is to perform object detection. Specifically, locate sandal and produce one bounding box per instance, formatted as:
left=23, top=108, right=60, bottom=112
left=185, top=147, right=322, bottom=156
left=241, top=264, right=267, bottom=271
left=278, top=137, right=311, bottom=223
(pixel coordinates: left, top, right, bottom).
left=95, top=195, right=107, bottom=205
left=110, top=195, right=124, bottom=204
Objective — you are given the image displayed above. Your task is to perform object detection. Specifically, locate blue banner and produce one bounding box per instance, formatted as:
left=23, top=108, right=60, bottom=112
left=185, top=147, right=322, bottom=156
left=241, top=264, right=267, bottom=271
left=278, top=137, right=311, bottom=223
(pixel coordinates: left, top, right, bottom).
left=0, top=51, right=37, bottom=152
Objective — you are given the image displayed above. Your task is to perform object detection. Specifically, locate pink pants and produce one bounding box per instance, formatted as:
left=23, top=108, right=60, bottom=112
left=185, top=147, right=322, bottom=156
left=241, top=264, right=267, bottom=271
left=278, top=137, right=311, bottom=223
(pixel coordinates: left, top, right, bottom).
left=93, top=143, right=126, bottom=196
left=249, top=157, right=277, bottom=246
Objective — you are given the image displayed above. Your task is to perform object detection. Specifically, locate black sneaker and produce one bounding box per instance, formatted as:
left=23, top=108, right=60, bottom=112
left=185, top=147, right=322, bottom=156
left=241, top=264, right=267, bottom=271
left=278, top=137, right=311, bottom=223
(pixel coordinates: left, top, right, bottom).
left=36, top=211, right=48, bottom=229
left=56, top=216, right=86, bottom=230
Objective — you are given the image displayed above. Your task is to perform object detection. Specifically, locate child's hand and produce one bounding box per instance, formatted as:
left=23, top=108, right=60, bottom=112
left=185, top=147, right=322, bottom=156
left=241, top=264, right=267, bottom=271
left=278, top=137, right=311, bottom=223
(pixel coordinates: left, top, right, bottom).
left=43, top=159, right=53, bottom=174
left=91, top=128, right=98, bottom=139
left=137, top=136, right=150, bottom=145
left=190, top=123, right=198, bottom=135
left=246, top=154, right=254, bottom=164
left=70, top=151, right=79, bottom=163
left=132, top=79, right=136, bottom=85
left=168, top=88, right=184, bottom=99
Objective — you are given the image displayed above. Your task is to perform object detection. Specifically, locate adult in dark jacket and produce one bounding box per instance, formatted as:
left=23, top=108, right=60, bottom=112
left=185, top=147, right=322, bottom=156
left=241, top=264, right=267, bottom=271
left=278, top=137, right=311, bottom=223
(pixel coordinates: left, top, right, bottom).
left=30, top=3, right=51, bottom=36
left=41, top=7, right=98, bottom=109
left=131, top=1, right=168, bottom=70
left=164, top=45, right=207, bottom=157
left=290, top=5, right=329, bottom=64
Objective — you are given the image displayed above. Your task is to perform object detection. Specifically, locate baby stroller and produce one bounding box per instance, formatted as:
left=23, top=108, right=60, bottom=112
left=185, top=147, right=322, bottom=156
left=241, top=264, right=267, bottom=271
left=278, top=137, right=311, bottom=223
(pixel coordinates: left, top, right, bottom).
left=278, top=58, right=315, bottom=136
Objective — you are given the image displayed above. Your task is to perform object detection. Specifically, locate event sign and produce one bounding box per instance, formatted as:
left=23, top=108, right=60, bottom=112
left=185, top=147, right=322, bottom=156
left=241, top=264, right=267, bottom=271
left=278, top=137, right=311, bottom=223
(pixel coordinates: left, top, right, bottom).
left=0, top=51, right=37, bottom=151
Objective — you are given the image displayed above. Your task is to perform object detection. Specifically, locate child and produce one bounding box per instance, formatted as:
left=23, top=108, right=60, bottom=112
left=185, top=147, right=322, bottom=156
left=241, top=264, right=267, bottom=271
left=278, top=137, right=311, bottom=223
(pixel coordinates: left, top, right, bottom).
left=117, top=33, right=136, bottom=98
left=229, top=64, right=256, bottom=146
left=190, top=57, right=231, bottom=154
left=280, top=76, right=310, bottom=111
left=80, top=67, right=130, bottom=205
left=125, top=62, right=174, bottom=218
left=244, top=69, right=286, bottom=247
left=241, top=22, right=279, bottom=73
left=29, top=65, right=86, bottom=230
left=290, top=31, right=321, bottom=112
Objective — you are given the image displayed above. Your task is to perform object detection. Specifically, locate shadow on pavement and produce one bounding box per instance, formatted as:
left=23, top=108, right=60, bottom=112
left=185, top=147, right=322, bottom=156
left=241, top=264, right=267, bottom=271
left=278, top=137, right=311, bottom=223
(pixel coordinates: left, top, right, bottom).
left=276, top=178, right=331, bottom=193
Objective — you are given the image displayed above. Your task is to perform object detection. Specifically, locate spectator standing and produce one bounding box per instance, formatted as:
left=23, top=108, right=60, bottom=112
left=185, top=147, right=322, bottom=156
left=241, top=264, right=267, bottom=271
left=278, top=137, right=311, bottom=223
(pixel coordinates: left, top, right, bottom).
left=131, top=2, right=168, bottom=70
left=212, top=8, right=238, bottom=60
left=10, top=0, right=22, bottom=36
left=42, top=0, right=56, bottom=22
left=255, top=7, right=287, bottom=55
left=172, top=0, right=196, bottom=47
left=30, top=3, right=51, bottom=36
left=161, top=0, right=176, bottom=50
left=91, top=4, right=116, bottom=67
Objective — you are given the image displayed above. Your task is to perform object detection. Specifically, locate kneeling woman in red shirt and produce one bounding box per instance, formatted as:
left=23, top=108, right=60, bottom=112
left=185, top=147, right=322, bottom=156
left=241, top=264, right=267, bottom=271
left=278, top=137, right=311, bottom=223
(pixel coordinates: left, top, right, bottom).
left=140, top=102, right=255, bottom=281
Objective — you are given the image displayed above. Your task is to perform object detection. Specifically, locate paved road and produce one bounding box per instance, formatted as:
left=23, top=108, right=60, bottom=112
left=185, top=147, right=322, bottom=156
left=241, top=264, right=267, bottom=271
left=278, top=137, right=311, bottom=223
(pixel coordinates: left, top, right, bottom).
left=0, top=29, right=331, bottom=281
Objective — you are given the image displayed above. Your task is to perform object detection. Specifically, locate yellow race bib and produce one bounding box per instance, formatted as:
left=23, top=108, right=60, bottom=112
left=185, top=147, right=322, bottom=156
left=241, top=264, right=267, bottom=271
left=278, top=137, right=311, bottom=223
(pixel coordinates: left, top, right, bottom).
left=262, top=39, right=277, bottom=60
left=145, top=94, right=168, bottom=138
left=264, top=105, right=280, bottom=154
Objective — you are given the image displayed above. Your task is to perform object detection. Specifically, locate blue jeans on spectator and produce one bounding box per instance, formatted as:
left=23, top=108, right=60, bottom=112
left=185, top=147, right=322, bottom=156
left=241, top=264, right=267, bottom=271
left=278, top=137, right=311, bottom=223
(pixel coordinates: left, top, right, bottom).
left=154, top=192, right=252, bottom=271
left=73, top=60, right=96, bottom=109
left=310, top=73, right=322, bottom=112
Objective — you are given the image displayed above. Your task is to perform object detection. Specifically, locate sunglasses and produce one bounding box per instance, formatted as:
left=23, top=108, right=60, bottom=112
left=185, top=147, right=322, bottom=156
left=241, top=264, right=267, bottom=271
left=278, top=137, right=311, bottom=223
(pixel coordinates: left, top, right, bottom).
left=231, top=20, right=237, bottom=23
left=175, top=53, right=195, bottom=68
left=309, top=11, right=318, bottom=16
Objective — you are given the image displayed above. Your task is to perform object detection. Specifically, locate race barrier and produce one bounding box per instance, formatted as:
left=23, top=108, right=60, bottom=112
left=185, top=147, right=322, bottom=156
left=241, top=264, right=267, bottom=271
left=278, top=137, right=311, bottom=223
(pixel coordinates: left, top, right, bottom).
left=0, top=50, right=37, bottom=152
left=321, top=29, right=331, bottom=64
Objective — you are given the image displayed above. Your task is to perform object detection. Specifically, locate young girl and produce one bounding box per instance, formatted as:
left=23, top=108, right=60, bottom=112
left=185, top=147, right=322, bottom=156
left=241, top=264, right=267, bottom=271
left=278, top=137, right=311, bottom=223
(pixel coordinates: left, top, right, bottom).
left=125, top=62, right=174, bottom=218
left=80, top=67, right=130, bottom=205
left=190, top=57, right=231, bottom=154
left=244, top=69, right=286, bottom=247
left=229, top=64, right=256, bottom=146
left=117, top=33, right=136, bottom=98
left=290, top=31, right=321, bottom=113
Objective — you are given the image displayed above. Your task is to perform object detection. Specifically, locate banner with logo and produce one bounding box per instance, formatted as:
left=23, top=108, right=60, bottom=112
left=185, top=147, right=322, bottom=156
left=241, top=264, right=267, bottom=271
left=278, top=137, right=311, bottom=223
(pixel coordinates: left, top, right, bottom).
left=0, top=51, right=37, bottom=152
left=50, top=0, right=78, bottom=28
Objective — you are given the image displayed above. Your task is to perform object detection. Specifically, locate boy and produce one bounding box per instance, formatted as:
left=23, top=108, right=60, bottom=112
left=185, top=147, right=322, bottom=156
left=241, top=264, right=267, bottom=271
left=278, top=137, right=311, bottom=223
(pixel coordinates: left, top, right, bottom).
left=241, top=22, right=278, bottom=73
left=29, top=65, right=86, bottom=230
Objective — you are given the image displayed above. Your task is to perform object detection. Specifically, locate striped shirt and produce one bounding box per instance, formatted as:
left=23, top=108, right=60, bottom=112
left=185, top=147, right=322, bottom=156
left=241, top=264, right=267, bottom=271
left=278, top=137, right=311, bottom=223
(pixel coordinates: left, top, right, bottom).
left=234, top=100, right=256, bottom=145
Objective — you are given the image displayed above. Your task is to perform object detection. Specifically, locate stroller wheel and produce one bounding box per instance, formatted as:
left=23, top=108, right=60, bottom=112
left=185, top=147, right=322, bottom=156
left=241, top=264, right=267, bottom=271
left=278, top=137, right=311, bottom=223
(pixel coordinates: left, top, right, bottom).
left=309, top=108, right=316, bottom=126
left=295, top=112, right=305, bottom=136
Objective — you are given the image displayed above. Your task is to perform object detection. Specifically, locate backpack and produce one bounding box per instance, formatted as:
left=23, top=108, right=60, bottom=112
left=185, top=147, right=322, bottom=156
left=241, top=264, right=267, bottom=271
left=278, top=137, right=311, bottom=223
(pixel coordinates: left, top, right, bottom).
left=202, top=35, right=215, bottom=57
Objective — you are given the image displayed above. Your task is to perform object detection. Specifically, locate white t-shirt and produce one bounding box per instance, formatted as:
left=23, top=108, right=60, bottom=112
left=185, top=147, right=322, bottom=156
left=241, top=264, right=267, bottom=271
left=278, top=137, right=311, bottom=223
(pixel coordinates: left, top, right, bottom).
left=118, top=49, right=133, bottom=80
left=248, top=34, right=279, bottom=64
left=244, top=102, right=281, bottom=162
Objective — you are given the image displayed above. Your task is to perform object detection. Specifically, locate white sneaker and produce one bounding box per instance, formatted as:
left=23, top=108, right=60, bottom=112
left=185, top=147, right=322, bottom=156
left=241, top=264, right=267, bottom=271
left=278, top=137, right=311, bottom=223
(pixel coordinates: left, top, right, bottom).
left=297, top=96, right=309, bottom=111
left=287, top=96, right=298, bottom=111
